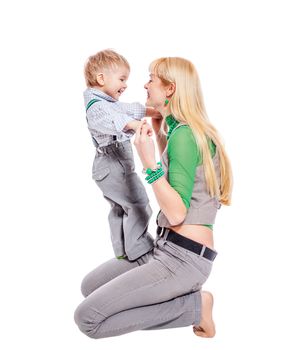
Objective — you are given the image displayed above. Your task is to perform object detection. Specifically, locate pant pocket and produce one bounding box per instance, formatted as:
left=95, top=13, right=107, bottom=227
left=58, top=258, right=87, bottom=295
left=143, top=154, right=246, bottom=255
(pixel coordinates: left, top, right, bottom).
left=163, top=241, right=213, bottom=278
left=153, top=244, right=184, bottom=275
left=92, top=167, right=110, bottom=181
left=185, top=251, right=213, bottom=278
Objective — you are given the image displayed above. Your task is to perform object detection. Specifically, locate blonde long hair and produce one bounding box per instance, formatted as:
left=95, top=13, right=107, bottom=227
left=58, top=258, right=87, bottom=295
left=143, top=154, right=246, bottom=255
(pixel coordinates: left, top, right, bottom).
left=150, top=57, right=233, bottom=205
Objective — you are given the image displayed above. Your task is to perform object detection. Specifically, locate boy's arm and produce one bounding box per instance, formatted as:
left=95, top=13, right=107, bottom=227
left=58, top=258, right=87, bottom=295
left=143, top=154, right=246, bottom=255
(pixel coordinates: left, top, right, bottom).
left=124, top=120, right=153, bottom=136
left=118, top=102, right=146, bottom=121
left=87, top=102, right=158, bottom=136
left=87, top=102, right=138, bottom=136
left=124, top=120, right=142, bottom=132
left=119, top=103, right=161, bottom=120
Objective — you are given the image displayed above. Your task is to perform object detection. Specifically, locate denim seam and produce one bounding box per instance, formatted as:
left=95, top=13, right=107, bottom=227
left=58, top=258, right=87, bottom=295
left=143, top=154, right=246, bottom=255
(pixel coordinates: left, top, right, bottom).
left=96, top=312, right=195, bottom=336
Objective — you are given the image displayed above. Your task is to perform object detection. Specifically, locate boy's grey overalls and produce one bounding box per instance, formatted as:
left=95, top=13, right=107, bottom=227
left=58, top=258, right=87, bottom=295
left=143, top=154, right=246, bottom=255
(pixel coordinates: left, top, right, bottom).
left=86, top=99, right=154, bottom=260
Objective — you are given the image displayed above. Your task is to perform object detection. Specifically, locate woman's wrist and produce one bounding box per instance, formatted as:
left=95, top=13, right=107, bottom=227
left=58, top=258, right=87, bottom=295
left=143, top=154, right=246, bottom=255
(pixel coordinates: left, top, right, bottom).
left=142, top=162, right=165, bottom=184
left=147, top=168, right=164, bottom=184
left=142, top=161, right=162, bottom=175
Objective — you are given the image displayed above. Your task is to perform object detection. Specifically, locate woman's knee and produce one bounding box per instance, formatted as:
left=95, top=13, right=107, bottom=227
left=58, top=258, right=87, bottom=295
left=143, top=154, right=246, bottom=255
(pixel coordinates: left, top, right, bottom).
left=74, top=301, right=105, bottom=339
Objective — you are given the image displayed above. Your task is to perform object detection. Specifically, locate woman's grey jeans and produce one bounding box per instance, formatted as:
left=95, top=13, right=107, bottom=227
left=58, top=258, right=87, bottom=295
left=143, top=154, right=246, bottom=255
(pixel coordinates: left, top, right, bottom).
left=74, top=232, right=214, bottom=338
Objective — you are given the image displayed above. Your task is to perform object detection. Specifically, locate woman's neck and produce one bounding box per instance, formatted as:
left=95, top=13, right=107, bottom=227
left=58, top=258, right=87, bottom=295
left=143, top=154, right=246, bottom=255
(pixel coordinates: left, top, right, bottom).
left=157, top=106, right=170, bottom=118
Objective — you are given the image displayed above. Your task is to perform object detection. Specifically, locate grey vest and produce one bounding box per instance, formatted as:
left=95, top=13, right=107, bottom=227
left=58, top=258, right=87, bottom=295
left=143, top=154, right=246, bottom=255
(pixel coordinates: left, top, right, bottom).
left=157, top=124, right=221, bottom=227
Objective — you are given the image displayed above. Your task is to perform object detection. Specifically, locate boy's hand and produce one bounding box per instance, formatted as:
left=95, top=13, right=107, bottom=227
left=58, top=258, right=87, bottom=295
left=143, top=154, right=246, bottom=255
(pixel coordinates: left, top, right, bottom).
left=124, top=119, right=153, bottom=136
left=145, top=107, right=162, bottom=119
left=141, top=119, right=153, bottom=137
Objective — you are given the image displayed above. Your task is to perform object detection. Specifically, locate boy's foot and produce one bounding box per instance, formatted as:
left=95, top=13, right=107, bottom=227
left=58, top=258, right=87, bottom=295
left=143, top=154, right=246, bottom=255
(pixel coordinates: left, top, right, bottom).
left=193, top=291, right=216, bottom=338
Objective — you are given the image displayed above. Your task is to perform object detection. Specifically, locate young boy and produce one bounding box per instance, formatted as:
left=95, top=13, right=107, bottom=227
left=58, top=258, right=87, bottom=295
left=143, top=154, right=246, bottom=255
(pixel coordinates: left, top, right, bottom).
left=84, top=49, right=157, bottom=261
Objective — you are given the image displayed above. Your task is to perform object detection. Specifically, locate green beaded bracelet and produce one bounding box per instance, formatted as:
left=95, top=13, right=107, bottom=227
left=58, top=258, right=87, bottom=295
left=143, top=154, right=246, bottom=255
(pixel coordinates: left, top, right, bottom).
left=145, top=167, right=163, bottom=181
left=143, top=161, right=164, bottom=184
left=145, top=165, right=164, bottom=184
left=147, top=169, right=165, bottom=184
left=142, top=161, right=162, bottom=175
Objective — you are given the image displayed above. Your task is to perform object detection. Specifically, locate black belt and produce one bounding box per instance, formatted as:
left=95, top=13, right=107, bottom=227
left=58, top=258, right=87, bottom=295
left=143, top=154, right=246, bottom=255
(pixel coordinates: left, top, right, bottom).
left=157, top=226, right=217, bottom=262
left=96, top=139, right=130, bottom=154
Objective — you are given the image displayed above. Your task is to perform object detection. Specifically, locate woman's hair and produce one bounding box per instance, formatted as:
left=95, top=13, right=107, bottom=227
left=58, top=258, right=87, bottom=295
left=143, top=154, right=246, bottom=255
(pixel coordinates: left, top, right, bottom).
left=150, top=57, right=233, bottom=205
left=84, top=49, right=130, bottom=87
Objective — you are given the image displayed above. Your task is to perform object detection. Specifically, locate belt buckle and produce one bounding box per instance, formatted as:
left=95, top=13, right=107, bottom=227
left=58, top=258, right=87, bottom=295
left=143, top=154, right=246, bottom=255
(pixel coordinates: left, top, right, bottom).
left=159, top=227, right=168, bottom=237
left=157, top=226, right=164, bottom=236
left=199, top=245, right=206, bottom=258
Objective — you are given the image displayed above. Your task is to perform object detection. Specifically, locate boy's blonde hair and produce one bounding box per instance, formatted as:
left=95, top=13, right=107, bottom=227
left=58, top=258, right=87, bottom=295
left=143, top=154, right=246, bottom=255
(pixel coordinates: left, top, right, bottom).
left=150, top=57, right=233, bottom=205
left=84, top=49, right=130, bottom=87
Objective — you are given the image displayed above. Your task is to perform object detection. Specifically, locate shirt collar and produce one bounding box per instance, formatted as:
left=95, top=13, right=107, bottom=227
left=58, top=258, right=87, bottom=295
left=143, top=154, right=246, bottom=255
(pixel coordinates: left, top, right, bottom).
left=88, top=88, right=117, bottom=102
left=166, top=114, right=180, bottom=139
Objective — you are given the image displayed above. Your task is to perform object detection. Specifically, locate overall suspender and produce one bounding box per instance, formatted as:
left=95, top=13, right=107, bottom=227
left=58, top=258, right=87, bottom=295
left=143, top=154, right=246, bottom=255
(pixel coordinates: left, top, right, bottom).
left=86, top=98, right=100, bottom=112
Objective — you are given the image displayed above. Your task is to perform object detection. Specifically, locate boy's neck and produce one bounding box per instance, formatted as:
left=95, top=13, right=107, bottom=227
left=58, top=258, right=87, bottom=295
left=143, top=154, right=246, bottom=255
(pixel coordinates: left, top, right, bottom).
left=90, top=86, right=115, bottom=99
left=91, top=85, right=105, bottom=93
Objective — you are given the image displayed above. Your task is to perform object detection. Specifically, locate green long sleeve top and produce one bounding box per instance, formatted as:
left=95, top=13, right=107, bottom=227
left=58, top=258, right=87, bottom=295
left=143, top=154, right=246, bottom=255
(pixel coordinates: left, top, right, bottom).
left=166, top=115, right=216, bottom=230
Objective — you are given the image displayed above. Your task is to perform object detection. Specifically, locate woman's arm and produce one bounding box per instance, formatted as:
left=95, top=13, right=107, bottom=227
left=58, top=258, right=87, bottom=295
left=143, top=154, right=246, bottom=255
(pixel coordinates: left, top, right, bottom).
left=151, top=177, right=187, bottom=226
left=134, top=122, right=187, bottom=226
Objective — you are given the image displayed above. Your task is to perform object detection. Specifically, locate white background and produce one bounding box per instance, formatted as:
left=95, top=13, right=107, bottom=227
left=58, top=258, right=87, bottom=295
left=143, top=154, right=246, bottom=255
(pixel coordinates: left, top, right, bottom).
left=1, top=0, right=284, bottom=349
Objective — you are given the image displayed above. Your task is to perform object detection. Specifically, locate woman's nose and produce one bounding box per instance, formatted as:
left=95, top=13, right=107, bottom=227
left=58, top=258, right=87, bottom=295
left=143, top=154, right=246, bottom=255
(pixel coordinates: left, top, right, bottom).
left=144, top=83, right=148, bottom=89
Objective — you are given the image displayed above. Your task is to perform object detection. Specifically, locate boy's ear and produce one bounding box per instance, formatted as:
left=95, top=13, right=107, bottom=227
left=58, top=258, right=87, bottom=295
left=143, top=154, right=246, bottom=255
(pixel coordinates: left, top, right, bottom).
left=96, top=73, right=105, bottom=86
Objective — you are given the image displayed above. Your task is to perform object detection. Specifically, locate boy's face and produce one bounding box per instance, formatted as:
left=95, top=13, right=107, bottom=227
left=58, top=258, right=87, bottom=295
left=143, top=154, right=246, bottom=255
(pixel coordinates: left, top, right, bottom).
left=100, top=65, right=129, bottom=100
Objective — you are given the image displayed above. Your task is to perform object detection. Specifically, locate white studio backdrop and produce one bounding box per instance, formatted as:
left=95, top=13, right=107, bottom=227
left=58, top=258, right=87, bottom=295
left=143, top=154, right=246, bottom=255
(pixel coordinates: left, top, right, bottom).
left=0, top=0, right=283, bottom=349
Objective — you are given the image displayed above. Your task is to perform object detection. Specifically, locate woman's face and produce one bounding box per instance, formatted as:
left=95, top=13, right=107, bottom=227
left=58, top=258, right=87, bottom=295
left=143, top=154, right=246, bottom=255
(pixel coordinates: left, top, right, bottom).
left=144, top=73, right=167, bottom=108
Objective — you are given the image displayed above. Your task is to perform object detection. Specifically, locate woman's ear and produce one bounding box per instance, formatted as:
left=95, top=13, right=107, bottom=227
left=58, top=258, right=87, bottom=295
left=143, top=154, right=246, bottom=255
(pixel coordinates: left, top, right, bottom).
left=96, top=73, right=105, bottom=86
left=166, top=82, right=176, bottom=97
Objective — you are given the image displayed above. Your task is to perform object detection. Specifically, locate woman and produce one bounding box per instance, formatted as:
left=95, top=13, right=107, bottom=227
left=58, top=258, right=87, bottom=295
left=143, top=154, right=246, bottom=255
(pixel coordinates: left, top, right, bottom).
left=74, top=57, right=233, bottom=339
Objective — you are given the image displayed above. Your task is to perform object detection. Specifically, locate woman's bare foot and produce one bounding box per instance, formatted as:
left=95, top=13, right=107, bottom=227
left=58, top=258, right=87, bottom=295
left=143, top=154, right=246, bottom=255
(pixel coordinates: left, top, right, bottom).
left=193, top=291, right=216, bottom=338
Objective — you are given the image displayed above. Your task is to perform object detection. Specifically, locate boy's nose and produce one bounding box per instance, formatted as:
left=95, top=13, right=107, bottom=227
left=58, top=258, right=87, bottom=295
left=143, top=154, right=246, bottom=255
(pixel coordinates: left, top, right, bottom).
left=144, top=83, right=148, bottom=89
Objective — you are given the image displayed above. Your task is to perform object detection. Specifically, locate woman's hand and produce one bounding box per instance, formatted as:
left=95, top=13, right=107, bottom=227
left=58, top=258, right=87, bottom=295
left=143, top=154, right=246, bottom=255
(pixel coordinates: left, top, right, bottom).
left=134, top=120, right=156, bottom=169
left=141, top=119, right=153, bottom=137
